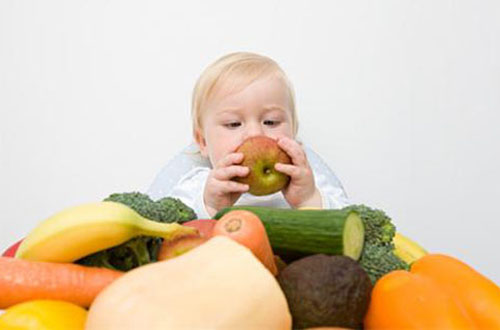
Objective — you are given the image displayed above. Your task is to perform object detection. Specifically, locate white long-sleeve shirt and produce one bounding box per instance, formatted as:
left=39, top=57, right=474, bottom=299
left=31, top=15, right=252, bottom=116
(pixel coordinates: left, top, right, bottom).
left=147, top=143, right=350, bottom=219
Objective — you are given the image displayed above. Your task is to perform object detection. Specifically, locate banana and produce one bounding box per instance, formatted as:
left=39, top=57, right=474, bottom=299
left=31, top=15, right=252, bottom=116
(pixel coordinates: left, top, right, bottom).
left=15, top=201, right=197, bottom=263
left=393, top=232, right=428, bottom=264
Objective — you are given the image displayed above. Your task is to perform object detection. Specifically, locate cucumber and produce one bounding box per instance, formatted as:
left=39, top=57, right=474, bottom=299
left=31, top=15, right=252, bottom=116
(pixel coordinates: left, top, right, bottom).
left=214, top=206, right=364, bottom=261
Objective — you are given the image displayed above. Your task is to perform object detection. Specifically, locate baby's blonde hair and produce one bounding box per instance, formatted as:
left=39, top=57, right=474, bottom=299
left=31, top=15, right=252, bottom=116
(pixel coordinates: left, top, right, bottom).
left=191, top=52, right=298, bottom=138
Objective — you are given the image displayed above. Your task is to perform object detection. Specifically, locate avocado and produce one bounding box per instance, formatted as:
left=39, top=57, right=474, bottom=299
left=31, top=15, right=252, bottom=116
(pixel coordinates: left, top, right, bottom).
left=277, top=254, right=372, bottom=329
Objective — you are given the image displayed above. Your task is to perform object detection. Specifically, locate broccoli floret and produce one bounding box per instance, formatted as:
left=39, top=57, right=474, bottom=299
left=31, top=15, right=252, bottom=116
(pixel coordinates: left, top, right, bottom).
left=347, top=204, right=395, bottom=246
left=103, top=192, right=196, bottom=224
left=76, top=192, right=197, bottom=271
left=346, top=204, right=408, bottom=283
left=358, top=243, right=409, bottom=283
left=104, top=192, right=157, bottom=220
left=155, top=197, right=197, bottom=224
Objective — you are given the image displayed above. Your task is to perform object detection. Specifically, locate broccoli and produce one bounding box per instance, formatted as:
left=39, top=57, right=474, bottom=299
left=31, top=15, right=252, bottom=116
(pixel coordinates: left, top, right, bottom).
left=77, top=236, right=152, bottom=271
left=351, top=204, right=395, bottom=246
left=76, top=192, right=197, bottom=271
left=103, top=192, right=196, bottom=224
left=357, top=243, right=409, bottom=283
left=154, top=196, right=197, bottom=223
left=346, top=205, right=409, bottom=284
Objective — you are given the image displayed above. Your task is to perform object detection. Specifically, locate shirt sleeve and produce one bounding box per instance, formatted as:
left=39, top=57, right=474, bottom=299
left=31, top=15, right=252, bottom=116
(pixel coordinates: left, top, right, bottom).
left=305, top=146, right=351, bottom=209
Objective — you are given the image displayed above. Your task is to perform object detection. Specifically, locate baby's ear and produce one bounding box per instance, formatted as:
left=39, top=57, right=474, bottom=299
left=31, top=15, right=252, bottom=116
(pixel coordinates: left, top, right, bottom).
left=194, top=129, right=209, bottom=158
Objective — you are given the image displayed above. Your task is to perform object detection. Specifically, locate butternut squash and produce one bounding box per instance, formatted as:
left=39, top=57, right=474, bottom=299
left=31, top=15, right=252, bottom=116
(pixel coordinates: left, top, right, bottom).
left=85, top=236, right=291, bottom=330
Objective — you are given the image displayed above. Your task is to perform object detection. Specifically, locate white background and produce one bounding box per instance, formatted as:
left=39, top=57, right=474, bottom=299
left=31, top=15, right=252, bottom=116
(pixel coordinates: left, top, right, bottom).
left=1, top=1, right=499, bottom=283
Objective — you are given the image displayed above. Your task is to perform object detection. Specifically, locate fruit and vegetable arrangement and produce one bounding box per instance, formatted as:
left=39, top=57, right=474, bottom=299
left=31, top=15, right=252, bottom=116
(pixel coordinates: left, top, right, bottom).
left=1, top=136, right=499, bottom=329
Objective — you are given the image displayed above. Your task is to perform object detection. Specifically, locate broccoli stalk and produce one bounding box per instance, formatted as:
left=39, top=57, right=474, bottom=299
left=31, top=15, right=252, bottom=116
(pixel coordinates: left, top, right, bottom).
left=77, top=236, right=152, bottom=271
left=346, top=205, right=409, bottom=283
left=75, top=192, right=197, bottom=271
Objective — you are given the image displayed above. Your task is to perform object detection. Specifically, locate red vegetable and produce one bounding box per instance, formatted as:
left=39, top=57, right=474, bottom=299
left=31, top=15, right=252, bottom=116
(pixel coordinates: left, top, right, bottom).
left=2, top=239, right=23, bottom=257
left=158, top=236, right=208, bottom=260
left=182, top=219, right=216, bottom=237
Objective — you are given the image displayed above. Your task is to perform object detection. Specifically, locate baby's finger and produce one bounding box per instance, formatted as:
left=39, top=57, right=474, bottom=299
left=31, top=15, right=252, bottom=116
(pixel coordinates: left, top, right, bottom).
left=277, top=137, right=307, bottom=166
left=275, top=163, right=302, bottom=178
left=217, top=180, right=249, bottom=194
left=214, top=165, right=249, bottom=181
left=216, top=152, right=244, bottom=169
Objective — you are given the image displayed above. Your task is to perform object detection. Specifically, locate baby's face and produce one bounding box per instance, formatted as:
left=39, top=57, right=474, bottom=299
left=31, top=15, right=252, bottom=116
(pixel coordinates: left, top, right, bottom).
left=197, top=75, right=294, bottom=166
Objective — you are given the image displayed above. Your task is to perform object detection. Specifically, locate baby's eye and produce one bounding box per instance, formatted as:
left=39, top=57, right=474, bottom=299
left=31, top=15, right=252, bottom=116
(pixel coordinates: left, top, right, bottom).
left=224, top=122, right=241, bottom=129
left=263, top=119, right=280, bottom=126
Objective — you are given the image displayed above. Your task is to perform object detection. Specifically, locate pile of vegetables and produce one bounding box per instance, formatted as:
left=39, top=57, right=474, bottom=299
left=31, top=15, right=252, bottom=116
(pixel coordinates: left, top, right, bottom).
left=0, top=192, right=199, bottom=328
left=214, top=205, right=500, bottom=329
left=1, top=195, right=500, bottom=329
left=214, top=204, right=411, bottom=283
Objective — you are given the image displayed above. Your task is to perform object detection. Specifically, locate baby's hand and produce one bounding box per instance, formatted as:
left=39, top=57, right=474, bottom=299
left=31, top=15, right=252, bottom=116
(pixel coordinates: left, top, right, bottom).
left=274, top=137, right=322, bottom=208
left=204, top=152, right=249, bottom=217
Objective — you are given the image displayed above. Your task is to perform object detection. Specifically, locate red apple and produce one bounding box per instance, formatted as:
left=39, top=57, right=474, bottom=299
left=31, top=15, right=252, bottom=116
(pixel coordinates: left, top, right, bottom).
left=234, top=136, right=291, bottom=196
left=182, top=219, right=217, bottom=238
left=157, top=235, right=208, bottom=261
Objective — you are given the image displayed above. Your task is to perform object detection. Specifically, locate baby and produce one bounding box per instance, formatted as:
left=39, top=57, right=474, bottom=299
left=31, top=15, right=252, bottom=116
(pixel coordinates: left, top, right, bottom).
left=148, top=52, right=349, bottom=218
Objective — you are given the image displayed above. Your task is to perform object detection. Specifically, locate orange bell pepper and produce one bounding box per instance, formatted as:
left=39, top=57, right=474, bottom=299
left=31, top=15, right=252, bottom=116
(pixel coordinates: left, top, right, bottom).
left=365, top=254, right=500, bottom=329
left=412, top=254, right=500, bottom=329
left=364, top=270, right=475, bottom=329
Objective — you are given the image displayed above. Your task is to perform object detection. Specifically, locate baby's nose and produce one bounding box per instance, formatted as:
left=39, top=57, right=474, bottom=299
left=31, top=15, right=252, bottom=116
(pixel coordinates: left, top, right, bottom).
left=245, top=123, right=265, bottom=139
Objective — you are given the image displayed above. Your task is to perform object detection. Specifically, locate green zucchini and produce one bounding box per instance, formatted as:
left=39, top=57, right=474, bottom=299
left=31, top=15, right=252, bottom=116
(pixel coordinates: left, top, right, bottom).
left=214, top=206, right=364, bottom=261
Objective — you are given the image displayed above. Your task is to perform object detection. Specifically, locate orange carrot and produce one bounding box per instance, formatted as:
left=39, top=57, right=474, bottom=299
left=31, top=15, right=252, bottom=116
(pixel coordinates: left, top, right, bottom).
left=212, top=210, right=278, bottom=276
left=0, top=257, right=123, bottom=309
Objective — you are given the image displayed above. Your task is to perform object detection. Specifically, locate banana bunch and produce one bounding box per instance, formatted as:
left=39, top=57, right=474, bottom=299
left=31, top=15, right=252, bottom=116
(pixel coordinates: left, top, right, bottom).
left=15, top=201, right=197, bottom=263
left=393, top=232, right=428, bottom=264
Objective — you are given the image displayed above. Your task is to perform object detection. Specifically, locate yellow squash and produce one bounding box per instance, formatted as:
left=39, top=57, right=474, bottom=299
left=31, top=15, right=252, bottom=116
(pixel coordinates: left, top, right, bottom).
left=392, top=232, right=427, bottom=264
left=0, top=300, right=87, bottom=330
